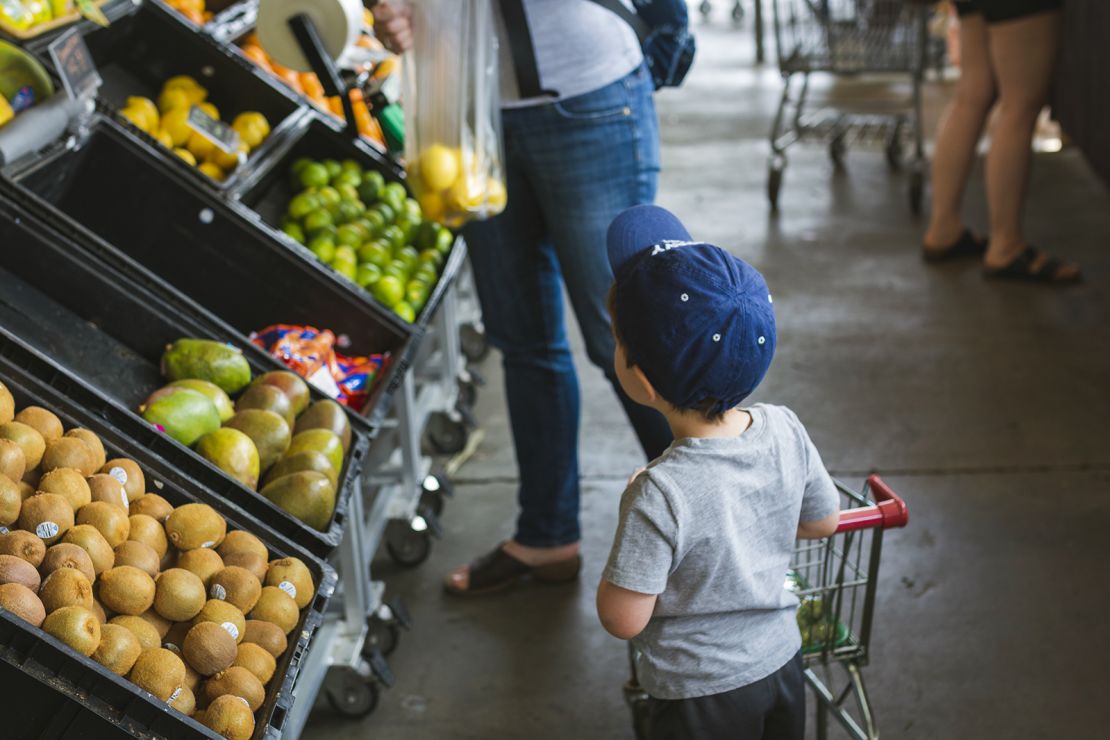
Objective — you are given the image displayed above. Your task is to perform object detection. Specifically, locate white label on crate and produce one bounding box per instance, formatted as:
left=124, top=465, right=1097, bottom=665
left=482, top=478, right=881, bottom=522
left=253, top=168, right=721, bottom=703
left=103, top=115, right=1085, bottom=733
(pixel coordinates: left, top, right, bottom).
left=277, top=581, right=298, bottom=600
left=200, top=540, right=216, bottom=549
left=221, top=621, right=240, bottom=640
left=167, top=687, right=182, bottom=705
left=108, top=468, right=127, bottom=487
left=211, top=583, right=227, bottom=601
left=36, top=522, right=59, bottom=539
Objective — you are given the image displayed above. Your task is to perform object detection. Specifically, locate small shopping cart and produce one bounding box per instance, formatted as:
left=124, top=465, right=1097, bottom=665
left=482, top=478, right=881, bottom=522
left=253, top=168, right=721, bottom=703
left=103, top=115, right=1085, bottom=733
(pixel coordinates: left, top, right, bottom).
left=767, top=0, right=930, bottom=213
left=623, top=474, right=909, bottom=740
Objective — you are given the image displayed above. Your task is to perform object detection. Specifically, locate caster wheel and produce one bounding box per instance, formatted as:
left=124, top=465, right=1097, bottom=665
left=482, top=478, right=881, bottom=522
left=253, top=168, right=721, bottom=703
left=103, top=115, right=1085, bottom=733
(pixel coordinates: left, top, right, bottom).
left=829, top=134, right=846, bottom=167
left=425, top=411, right=468, bottom=455
left=419, top=489, right=445, bottom=517
left=363, top=618, right=401, bottom=657
left=386, top=521, right=433, bottom=567
left=420, top=468, right=452, bottom=517
left=460, top=323, right=490, bottom=363
left=909, top=165, right=925, bottom=215
left=457, top=378, right=478, bottom=409
left=767, top=164, right=784, bottom=211
left=325, top=667, right=379, bottom=718
left=885, top=121, right=905, bottom=170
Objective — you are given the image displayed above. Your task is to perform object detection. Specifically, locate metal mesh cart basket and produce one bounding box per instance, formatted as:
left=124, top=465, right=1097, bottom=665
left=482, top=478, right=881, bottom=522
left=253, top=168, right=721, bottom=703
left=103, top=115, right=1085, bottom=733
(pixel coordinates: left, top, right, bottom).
left=624, top=474, right=909, bottom=740
left=768, top=0, right=929, bottom=212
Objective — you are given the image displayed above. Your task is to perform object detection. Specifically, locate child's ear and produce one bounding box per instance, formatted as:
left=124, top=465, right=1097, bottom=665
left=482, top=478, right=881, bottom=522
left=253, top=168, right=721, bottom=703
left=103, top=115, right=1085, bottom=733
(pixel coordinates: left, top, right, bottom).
left=631, top=365, right=659, bottom=403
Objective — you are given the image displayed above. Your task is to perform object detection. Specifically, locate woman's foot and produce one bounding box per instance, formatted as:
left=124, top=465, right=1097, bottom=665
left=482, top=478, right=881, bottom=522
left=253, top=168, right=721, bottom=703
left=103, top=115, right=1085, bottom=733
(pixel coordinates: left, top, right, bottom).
left=922, top=228, right=989, bottom=262
left=983, top=244, right=1081, bottom=284
left=444, top=541, right=581, bottom=596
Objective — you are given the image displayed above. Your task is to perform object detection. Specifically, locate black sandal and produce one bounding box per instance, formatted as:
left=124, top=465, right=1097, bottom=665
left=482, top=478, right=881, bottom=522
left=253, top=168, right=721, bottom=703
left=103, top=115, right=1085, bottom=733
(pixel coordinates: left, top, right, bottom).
left=444, top=543, right=582, bottom=597
left=983, top=245, right=1082, bottom=285
left=922, top=229, right=988, bottom=263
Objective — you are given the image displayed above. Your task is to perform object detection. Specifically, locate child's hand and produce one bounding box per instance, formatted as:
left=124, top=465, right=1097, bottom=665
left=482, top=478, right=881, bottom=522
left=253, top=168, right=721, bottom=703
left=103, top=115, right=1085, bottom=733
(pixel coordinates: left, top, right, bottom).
left=627, top=466, right=646, bottom=486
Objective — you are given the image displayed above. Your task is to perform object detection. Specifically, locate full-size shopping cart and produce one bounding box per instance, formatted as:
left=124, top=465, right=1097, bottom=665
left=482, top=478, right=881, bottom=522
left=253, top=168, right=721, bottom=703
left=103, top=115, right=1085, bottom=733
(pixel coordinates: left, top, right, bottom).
left=623, top=474, right=909, bottom=740
left=767, top=0, right=929, bottom=213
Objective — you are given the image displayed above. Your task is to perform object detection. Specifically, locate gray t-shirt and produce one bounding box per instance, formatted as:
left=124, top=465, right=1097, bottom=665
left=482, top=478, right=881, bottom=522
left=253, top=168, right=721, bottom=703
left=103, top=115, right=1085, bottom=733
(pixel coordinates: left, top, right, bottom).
left=494, top=0, right=643, bottom=108
left=603, top=404, right=840, bottom=700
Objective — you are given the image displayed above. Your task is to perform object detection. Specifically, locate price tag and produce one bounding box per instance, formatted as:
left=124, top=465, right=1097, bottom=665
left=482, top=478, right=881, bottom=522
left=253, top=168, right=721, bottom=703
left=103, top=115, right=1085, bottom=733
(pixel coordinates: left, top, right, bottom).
left=186, top=106, right=241, bottom=155
left=49, top=29, right=102, bottom=102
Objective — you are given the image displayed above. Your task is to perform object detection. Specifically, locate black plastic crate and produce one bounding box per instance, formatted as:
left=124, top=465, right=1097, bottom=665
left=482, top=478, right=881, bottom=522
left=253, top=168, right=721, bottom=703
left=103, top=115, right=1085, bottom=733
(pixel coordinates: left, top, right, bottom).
left=236, top=114, right=470, bottom=329
left=0, top=192, right=374, bottom=562
left=0, top=343, right=337, bottom=740
left=4, top=115, right=418, bottom=429
left=31, top=0, right=306, bottom=193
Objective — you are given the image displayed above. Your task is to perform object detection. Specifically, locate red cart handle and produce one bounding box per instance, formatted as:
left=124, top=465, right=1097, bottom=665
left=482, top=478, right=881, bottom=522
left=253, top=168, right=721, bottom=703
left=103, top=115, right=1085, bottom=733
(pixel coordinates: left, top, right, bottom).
left=836, top=475, right=909, bottom=533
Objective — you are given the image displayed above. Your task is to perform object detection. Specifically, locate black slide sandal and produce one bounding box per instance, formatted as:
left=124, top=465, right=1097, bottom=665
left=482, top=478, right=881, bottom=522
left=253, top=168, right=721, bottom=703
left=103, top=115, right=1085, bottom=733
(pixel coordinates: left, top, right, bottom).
left=983, top=245, right=1082, bottom=285
left=444, top=543, right=582, bottom=597
left=922, top=229, right=988, bottom=263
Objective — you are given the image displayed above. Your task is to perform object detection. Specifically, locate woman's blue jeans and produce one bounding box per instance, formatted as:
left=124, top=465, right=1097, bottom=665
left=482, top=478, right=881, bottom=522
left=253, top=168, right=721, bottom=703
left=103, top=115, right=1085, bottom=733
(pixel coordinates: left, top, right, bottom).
left=462, top=64, right=673, bottom=548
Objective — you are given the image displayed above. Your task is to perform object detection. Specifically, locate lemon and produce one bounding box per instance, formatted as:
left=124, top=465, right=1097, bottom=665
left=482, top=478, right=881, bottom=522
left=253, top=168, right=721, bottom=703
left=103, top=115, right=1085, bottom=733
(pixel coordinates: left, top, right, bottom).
left=186, top=131, right=215, bottom=160
left=232, top=112, right=270, bottom=149
left=0, top=3, right=34, bottom=29
left=120, top=106, right=153, bottom=133
left=127, top=96, right=159, bottom=122
left=163, top=76, right=207, bottom=104
left=487, top=177, right=507, bottom=210
left=157, top=87, right=191, bottom=113
left=446, top=175, right=485, bottom=213
left=419, top=144, right=459, bottom=192
left=198, top=162, right=225, bottom=181
left=161, top=108, right=191, bottom=146
left=208, top=140, right=248, bottom=171
left=198, top=102, right=220, bottom=120
left=173, top=148, right=197, bottom=166
left=153, top=128, right=174, bottom=149
left=417, top=191, right=446, bottom=223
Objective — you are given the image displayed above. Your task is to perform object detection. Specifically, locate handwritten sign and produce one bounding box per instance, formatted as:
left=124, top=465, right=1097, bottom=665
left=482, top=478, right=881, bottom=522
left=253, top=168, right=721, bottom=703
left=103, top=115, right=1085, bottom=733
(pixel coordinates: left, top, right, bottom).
left=186, top=105, right=241, bottom=155
left=49, top=29, right=101, bottom=102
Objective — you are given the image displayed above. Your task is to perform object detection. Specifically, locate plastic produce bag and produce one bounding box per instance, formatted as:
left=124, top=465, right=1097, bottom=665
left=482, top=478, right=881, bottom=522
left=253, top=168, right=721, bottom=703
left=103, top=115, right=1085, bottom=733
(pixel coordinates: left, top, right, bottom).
left=402, top=0, right=506, bottom=228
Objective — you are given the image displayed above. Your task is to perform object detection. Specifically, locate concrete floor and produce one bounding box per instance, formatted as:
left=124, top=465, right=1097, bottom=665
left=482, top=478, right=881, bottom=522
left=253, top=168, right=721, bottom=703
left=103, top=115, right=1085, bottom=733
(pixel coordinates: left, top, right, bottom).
left=305, top=10, right=1110, bottom=740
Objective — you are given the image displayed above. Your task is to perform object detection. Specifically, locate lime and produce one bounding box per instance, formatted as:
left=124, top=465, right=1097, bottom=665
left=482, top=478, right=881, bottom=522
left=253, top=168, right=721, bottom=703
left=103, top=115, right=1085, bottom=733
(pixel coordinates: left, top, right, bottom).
left=394, top=245, right=421, bottom=270
left=392, top=301, right=416, bottom=323
left=341, top=158, right=362, bottom=175
left=308, top=235, right=336, bottom=264
left=335, top=183, right=360, bottom=203
left=380, top=225, right=405, bottom=251
left=362, top=210, right=386, bottom=235
left=372, top=275, right=405, bottom=307
left=307, top=223, right=337, bottom=242
left=356, top=263, right=382, bottom=288
left=415, top=221, right=441, bottom=251
left=281, top=221, right=306, bottom=244
left=413, top=265, right=439, bottom=285
left=402, top=198, right=423, bottom=220
left=419, top=248, right=444, bottom=269
left=348, top=221, right=372, bottom=241
left=384, top=260, right=411, bottom=281
left=396, top=214, right=421, bottom=244
left=323, top=159, right=342, bottom=181
left=336, top=224, right=364, bottom=249
left=287, top=192, right=320, bottom=220
left=357, top=240, right=391, bottom=267
left=434, top=226, right=454, bottom=254
left=333, top=246, right=357, bottom=280
left=303, top=209, right=334, bottom=234
left=358, top=171, right=385, bottom=203
left=370, top=203, right=396, bottom=224
left=333, top=170, right=361, bottom=190
left=299, top=163, right=329, bottom=189
left=337, top=200, right=364, bottom=224
left=291, top=157, right=315, bottom=174
left=381, top=182, right=407, bottom=213
left=406, top=281, right=430, bottom=309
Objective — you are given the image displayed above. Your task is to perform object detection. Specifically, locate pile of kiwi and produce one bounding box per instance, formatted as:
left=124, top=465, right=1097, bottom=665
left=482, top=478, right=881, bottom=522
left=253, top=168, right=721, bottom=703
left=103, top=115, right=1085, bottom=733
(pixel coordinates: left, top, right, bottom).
left=0, top=381, right=316, bottom=740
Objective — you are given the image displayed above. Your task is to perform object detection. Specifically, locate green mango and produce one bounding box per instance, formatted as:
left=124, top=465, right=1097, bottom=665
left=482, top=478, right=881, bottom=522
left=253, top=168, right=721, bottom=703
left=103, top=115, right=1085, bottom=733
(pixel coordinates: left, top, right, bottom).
left=285, top=429, right=343, bottom=475
left=196, top=427, right=260, bottom=490
left=294, top=400, right=352, bottom=453
left=141, top=388, right=221, bottom=447
left=223, top=409, right=291, bottom=474
left=263, top=450, right=338, bottom=489
left=167, top=379, right=234, bottom=422
left=261, top=471, right=336, bottom=531
left=161, top=339, right=251, bottom=394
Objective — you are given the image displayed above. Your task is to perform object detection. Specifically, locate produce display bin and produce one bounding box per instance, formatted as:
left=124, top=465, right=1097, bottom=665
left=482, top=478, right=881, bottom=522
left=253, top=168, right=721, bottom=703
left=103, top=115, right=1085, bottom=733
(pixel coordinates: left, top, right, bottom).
left=0, top=342, right=338, bottom=740
left=30, top=0, right=306, bottom=192
left=0, top=189, right=369, bottom=560
left=236, top=114, right=470, bottom=329
left=4, top=115, right=419, bottom=429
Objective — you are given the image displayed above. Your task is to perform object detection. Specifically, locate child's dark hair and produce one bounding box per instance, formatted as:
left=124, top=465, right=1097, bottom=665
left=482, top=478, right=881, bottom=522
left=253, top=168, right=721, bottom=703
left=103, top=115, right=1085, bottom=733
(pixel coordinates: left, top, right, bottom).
left=607, top=285, right=726, bottom=424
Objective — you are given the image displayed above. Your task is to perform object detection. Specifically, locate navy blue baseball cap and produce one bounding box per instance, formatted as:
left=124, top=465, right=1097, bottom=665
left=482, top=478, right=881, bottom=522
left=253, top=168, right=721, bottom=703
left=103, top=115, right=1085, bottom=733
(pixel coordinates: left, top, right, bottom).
left=607, top=205, right=776, bottom=415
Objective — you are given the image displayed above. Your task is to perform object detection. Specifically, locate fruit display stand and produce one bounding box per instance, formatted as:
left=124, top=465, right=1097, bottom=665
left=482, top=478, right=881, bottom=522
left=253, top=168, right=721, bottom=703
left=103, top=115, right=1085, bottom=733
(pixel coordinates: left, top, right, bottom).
left=0, top=340, right=337, bottom=739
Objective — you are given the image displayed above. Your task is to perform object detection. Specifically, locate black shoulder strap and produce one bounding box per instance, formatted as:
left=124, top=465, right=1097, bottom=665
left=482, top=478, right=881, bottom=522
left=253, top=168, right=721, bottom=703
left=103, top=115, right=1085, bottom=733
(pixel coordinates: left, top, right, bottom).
left=585, top=0, right=651, bottom=43
left=497, top=0, right=558, bottom=99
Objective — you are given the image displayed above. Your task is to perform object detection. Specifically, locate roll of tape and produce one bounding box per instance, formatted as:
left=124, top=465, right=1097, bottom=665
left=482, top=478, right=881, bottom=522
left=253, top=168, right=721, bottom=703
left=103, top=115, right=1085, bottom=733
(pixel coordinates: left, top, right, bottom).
left=257, top=0, right=363, bottom=73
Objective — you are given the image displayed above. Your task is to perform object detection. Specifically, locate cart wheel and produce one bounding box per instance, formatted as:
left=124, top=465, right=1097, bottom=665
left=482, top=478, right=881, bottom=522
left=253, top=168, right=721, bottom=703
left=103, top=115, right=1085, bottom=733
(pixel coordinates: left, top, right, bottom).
left=460, top=323, right=490, bottom=363
left=885, top=122, right=905, bottom=170
left=909, top=165, right=925, bottom=215
left=829, top=134, right=846, bottom=168
left=419, top=488, right=445, bottom=518
left=386, top=520, right=433, bottom=567
left=363, top=617, right=401, bottom=657
left=731, top=1, right=745, bottom=22
left=425, top=411, right=468, bottom=455
left=767, top=162, right=784, bottom=211
left=457, top=378, right=478, bottom=410
left=324, top=667, right=379, bottom=718
left=699, top=0, right=712, bottom=21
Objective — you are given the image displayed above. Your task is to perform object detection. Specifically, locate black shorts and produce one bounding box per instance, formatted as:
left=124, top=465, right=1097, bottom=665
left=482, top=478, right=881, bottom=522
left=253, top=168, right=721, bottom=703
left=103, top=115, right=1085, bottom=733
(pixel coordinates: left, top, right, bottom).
left=955, top=0, right=1062, bottom=24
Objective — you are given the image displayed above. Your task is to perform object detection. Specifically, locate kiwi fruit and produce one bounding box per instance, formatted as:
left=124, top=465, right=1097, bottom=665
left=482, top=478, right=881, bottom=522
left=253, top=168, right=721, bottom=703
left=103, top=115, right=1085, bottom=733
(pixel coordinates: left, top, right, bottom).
left=249, top=587, right=299, bottom=634
left=62, top=524, right=114, bottom=575
left=169, top=685, right=196, bottom=717
left=92, top=622, right=142, bottom=675
left=242, top=619, right=287, bottom=658
left=154, top=568, right=206, bottom=621
left=0, top=422, right=45, bottom=471
left=192, top=599, right=246, bottom=644
left=100, top=458, right=145, bottom=502
left=112, top=540, right=160, bottom=577
left=221, top=551, right=267, bottom=582
left=91, top=599, right=108, bottom=624
left=109, top=614, right=161, bottom=651
left=265, top=557, right=314, bottom=609
left=176, top=548, right=225, bottom=587
left=128, top=514, right=168, bottom=558
left=87, top=474, right=131, bottom=510
left=204, top=665, right=265, bottom=711
left=0, top=439, right=26, bottom=483
left=208, top=566, right=262, bottom=614
left=64, top=429, right=106, bottom=471
left=165, top=504, right=226, bottom=551
left=0, top=530, right=45, bottom=566
left=0, top=553, right=41, bottom=591
left=183, top=620, right=238, bottom=676
left=0, top=383, right=12, bottom=425
left=233, top=641, right=276, bottom=686
left=98, top=565, right=156, bottom=615
left=17, top=481, right=34, bottom=501
left=14, top=407, right=63, bottom=443
left=18, top=493, right=74, bottom=545
left=0, top=582, right=45, bottom=626
left=41, top=437, right=96, bottom=477
left=129, top=493, right=173, bottom=522
left=76, top=501, right=131, bottom=547
left=40, top=543, right=96, bottom=584
left=215, top=530, right=268, bottom=563
left=37, top=468, right=92, bottom=512
left=39, top=568, right=93, bottom=613
left=42, top=605, right=100, bottom=656
left=203, top=694, right=255, bottom=740
left=129, top=647, right=186, bottom=701
left=161, top=619, right=191, bottom=653
left=137, top=608, right=173, bottom=640
left=0, top=473, right=19, bottom=526
left=183, top=662, right=202, bottom=694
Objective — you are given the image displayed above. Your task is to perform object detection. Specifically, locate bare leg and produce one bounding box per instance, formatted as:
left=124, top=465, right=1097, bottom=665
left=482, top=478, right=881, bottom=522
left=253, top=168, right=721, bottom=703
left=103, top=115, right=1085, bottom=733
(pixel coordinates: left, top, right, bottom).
left=982, top=11, right=1079, bottom=278
left=924, top=14, right=994, bottom=251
